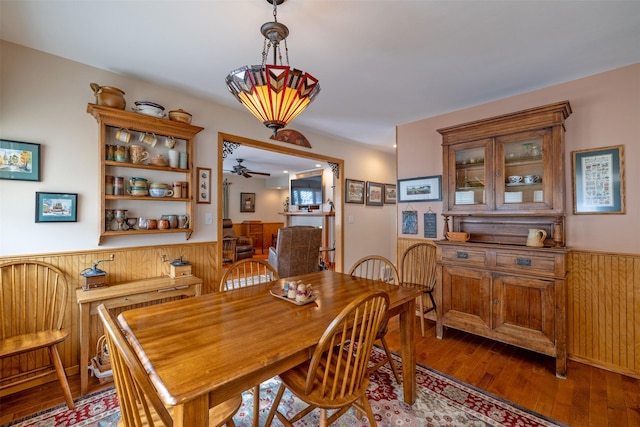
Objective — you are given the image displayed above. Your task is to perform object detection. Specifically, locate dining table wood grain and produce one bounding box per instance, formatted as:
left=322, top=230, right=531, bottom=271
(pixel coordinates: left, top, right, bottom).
left=117, top=270, right=422, bottom=427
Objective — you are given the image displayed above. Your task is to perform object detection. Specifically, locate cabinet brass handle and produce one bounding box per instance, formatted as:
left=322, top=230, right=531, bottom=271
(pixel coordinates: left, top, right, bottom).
left=456, top=252, right=469, bottom=259
left=494, top=298, right=499, bottom=305
left=516, top=258, right=532, bottom=266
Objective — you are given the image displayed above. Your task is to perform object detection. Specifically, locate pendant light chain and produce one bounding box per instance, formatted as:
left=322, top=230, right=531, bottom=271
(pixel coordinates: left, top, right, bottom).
left=225, top=0, right=321, bottom=135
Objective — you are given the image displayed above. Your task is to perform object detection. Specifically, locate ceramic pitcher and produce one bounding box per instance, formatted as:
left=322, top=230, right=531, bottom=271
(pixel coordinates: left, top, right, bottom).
left=526, top=229, right=547, bottom=247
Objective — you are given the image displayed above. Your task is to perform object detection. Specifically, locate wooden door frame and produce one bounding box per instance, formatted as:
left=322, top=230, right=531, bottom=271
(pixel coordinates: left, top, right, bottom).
left=217, top=132, right=344, bottom=273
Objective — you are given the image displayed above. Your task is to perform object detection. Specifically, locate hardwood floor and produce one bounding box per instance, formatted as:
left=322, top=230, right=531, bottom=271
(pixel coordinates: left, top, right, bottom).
left=1, top=317, right=639, bottom=426
left=384, top=317, right=640, bottom=427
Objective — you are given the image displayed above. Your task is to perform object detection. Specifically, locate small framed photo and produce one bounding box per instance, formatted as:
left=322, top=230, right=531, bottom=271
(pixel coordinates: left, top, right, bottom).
left=366, top=181, right=384, bottom=206
left=398, top=175, right=442, bottom=203
left=345, top=178, right=365, bottom=204
left=0, top=139, right=41, bottom=181
left=35, top=192, right=77, bottom=223
left=384, top=184, right=397, bottom=204
left=572, top=145, right=625, bottom=214
left=240, top=192, right=256, bottom=212
left=197, top=167, right=211, bottom=204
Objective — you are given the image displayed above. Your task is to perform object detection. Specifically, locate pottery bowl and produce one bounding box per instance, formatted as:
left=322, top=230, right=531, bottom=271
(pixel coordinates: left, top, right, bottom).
left=446, top=231, right=470, bottom=242
left=168, top=109, right=192, bottom=124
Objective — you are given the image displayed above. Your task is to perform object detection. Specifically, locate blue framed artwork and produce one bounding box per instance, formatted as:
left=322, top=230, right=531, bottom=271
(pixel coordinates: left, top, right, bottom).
left=0, top=139, right=41, bottom=181
left=398, top=175, right=442, bottom=202
left=35, top=192, right=78, bottom=223
left=401, top=210, right=418, bottom=234
left=572, top=145, right=625, bottom=214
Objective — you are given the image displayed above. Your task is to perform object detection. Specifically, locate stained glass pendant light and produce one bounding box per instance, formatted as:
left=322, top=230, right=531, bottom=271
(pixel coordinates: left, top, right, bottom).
left=225, top=0, right=320, bottom=135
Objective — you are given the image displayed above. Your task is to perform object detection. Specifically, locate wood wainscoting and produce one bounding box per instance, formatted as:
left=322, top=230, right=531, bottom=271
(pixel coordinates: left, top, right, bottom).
left=568, top=250, right=640, bottom=378
left=0, top=241, right=220, bottom=395
left=399, top=238, right=640, bottom=378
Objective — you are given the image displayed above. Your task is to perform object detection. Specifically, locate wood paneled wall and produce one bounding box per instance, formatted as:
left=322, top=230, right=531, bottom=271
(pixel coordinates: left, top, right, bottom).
left=567, top=250, right=639, bottom=378
left=231, top=222, right=284, bottom=253
left=0, top=242, right=220, bottom=393
left=399, top=238, right=640, bottom=378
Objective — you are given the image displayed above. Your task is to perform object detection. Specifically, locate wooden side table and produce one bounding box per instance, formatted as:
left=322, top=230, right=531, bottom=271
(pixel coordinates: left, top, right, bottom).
left=76, top=275, right=202, bottom=395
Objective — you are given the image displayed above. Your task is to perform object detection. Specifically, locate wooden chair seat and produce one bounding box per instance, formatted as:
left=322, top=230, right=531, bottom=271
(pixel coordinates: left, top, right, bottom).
left=0, top=330, right=68, bottom=357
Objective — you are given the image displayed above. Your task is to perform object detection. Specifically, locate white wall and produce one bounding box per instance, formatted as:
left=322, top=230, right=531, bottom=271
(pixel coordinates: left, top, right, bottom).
left=224, top=174, right=286, bottom=223
left=397, top=64, right=640, bottom=254
left=0, top=41, right=397, bottom=266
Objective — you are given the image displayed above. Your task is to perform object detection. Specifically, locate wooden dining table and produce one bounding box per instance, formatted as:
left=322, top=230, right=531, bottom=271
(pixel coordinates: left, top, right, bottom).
left=118, top=270, right=422, bottom=426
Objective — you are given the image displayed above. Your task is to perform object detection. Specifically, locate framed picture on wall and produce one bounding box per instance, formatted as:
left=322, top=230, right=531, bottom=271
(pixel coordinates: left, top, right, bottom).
left=572, top=145, right=625, bottom=214
left=0, top=139, right=41, bottom=181
left=384, top=184, right=397, bottom=204
left=345, top=178, right=365, bottom=204
left=398, top=175, right=442, bottom=202
left=197, top=167, right=211, bottom=204
left=35, top=192, right=77, bottom=222
left=240, top=192, right=256, bottom=212
left=366, top=181, right=384, bottom=206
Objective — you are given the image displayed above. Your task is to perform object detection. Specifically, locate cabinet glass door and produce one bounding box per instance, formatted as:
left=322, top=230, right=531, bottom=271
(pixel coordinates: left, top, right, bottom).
left=451, top=140, right=491, bottom=209
left=496, top=129, right=549, bottom=209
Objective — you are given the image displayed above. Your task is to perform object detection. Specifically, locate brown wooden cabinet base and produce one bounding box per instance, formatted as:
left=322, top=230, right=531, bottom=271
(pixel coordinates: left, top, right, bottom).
left=436, top=240, right=568, bottom=378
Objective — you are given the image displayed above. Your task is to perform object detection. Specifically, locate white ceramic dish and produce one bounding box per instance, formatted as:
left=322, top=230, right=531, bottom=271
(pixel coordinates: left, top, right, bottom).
left=132, top=106, right=165, bottom=118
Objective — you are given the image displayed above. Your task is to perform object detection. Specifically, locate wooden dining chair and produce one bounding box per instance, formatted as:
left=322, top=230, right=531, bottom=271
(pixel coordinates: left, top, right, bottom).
left=0, top=261, right=74, bottom=409
left=348, top=255, right=402, bottom=383
left=219, top=258, right=280, bottom=426
left=265, top=290, right=389, bottom=427
left=97, top=304, right=241, bottom=427
left=219, top=258, right=279, bottom=291
left=399, top=242, right=438, bottom=337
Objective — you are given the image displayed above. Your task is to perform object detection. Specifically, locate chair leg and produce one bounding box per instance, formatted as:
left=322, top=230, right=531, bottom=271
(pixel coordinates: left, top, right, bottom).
left=353, top=394, right=377, bottom=426
left=264, top=383, right=286, bottom=427
left=428, top=291, right=437, bottom=314
left=49, top=344, right=74, bottom=409
left=252, top=384, right=260, bottom=427
left=417, top=296, right=425, bottom=338
left=379, top=336, right=401, bottom=384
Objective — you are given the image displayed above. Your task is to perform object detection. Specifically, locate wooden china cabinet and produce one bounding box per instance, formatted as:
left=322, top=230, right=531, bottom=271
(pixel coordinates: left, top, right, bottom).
left=435, top=101, right=572, bottom=377
left=87, top=104, right=203, bottom=245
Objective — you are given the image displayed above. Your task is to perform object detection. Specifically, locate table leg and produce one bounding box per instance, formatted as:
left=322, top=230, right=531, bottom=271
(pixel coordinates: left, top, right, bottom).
left=79, top=303, right=90, bottom=395
left=173, top=394, right=210, bottom=427
left=399, top=299, right=416, bottom=404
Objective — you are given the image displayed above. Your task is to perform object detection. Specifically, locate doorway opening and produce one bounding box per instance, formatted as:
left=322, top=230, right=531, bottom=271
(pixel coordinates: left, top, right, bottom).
left=217, top=132, right=344, bottom=272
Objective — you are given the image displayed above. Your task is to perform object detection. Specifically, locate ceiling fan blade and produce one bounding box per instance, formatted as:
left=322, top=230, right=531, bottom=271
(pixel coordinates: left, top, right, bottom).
left=242, top=172, right=252, bottom=178
left=247, top=171, right=271, bottom=176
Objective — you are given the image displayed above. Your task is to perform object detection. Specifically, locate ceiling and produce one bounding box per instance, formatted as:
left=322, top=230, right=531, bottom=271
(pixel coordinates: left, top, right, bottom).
left=2, top=0, right=639, bottom=175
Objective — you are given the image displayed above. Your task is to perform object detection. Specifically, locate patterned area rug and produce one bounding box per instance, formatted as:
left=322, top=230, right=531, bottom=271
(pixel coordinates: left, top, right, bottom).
left=3, top=347, right=565, bottom=427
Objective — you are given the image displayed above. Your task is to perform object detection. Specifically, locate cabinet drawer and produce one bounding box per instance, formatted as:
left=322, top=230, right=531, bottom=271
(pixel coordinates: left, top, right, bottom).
left=441, top=247, right=486, bottom=266
left=495, top=252, right=557, bottom=276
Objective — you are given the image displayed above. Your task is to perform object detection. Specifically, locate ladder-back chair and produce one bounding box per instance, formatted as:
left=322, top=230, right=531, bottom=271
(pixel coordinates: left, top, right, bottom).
left=265, top=290, right=389, bottom=427
left=348, top=255, right=401, bottom=383
left=399, top=242, right=438, bottom=337
left=97, top=304, right=241, bottom=426
left=0, top=260, right=74, bottom=409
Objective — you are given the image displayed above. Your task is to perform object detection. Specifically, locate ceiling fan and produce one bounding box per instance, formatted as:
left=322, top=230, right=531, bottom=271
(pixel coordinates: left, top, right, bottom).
left=227, top=158, right=271, bottom=178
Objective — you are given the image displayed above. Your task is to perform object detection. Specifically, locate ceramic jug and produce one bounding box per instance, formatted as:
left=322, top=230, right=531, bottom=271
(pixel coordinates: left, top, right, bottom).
left=526, top=229, right=547, bottom=247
